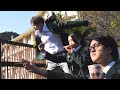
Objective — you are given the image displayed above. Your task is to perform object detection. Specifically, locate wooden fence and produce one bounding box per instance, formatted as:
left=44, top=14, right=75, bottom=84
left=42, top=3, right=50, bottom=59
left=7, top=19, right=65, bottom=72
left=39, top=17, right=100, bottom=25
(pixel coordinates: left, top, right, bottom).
left=0, top=38, right=46, bottom=79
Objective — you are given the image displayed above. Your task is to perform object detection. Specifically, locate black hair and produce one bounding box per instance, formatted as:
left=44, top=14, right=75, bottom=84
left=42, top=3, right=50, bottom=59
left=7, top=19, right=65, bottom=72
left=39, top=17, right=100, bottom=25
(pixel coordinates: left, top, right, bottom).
left=69, top=31, right=82, bottom=44
left=30, top=16, right=44, bottom=25
left=90, top=35, right=119, bottom=61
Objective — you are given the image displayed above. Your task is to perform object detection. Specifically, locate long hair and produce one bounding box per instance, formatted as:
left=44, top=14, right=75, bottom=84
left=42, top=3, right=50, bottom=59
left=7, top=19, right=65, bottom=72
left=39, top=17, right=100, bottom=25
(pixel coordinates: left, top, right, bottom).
left=69, top=30, right=82, bottom=44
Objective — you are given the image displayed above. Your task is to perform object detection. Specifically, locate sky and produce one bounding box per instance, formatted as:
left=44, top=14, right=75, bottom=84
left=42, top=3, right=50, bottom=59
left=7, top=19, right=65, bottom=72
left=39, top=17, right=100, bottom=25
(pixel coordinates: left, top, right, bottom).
left=0, top=11, right=37, bottom=35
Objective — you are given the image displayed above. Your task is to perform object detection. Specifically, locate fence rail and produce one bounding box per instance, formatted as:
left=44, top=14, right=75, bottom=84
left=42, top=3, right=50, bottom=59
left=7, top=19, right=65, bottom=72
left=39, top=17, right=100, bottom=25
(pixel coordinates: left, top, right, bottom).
left=0, top=61, right=46, bottom=67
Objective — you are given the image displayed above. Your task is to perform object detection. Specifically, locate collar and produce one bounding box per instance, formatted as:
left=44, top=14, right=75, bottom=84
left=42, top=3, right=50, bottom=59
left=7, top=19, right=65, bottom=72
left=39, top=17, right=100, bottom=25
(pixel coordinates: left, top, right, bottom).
left=74, top=45, right=81, bottom=52
left=102, top=61, right=116, bottom=74
left=42, top=24, right=49, bottom=32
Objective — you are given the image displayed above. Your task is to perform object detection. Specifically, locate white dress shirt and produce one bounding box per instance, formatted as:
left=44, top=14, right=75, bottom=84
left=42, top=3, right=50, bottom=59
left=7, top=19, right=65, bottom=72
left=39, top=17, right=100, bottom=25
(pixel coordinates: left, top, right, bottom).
left=35, top=24, right=64, bottom=55
left=102, top=61, right=116, bottom=74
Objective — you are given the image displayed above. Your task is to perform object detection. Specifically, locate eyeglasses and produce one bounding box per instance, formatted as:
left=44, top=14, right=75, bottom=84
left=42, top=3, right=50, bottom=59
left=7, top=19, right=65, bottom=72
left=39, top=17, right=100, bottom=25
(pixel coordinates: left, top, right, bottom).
left=89, top=44, right=103, bottom=52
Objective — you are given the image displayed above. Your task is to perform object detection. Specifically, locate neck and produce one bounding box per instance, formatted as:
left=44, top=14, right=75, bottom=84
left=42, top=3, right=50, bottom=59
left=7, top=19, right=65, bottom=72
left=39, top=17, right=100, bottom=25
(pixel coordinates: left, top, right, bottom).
left=101, top=57, right=113, bottom=67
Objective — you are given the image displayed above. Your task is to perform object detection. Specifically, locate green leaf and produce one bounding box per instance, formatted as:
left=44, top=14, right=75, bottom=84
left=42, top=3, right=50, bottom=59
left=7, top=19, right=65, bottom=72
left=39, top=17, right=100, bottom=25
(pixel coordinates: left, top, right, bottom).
left=111, top=20, right=117, bottom=28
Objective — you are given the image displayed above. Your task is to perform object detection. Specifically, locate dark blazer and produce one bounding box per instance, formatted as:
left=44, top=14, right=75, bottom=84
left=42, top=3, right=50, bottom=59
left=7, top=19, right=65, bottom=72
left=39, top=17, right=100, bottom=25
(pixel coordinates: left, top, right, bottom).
left=46, top=20, right=89, bottom=33
left=67, top=46, right=94, bottom=72
left=66, top=47, right=82, bottom=75
left=35, top=20, right=89, bottom=61
left=47, top=70, right=87, bottom=79
left=46, top=20, right=89, bottom=46
left=44, top=46, right=82, bottom=64
left=46, top=48, right=93, bottom=79
left=47, top=69, right=89, bottom=79
left=105, top=61, right=120, bottom=79
left=44, top=46, right=82, bottom=75
left=35, top=20, right=89, bottom=52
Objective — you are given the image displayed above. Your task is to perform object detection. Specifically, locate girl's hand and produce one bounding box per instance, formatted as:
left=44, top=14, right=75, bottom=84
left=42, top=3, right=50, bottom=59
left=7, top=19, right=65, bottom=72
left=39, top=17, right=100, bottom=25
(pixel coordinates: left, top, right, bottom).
left=38, top=43, right=45, bottom=52
left=64, top=45, right=73, bottom=54
left=22, top=59, right=37, bottom=73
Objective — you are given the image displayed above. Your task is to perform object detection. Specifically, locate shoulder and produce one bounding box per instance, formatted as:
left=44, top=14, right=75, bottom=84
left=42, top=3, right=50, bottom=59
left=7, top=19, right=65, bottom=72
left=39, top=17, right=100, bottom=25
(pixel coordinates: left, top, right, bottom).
left=111, top=61, right=120, bottom=74
left=42, top=24, right=51, bottom=33
left=114, top=61, right=120, bottom=68
left=112, top=62, right=120, bottom=78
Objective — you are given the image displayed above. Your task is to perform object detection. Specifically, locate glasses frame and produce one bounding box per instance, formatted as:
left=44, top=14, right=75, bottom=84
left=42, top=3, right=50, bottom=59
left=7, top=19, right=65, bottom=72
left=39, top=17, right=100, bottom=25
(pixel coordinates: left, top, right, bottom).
left=89, top=44, right=103, bottom=52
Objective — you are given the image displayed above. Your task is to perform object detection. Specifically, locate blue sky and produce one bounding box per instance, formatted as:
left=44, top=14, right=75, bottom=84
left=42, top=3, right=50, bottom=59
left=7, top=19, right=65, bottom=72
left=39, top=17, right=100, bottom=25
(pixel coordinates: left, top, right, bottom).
left=0, top=11, right=37, bottom=34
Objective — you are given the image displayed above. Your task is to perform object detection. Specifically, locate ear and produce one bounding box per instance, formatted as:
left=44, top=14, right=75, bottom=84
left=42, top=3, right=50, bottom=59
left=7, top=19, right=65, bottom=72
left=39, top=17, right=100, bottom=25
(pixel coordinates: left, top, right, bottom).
left=107, top=47, right=112, bottom=53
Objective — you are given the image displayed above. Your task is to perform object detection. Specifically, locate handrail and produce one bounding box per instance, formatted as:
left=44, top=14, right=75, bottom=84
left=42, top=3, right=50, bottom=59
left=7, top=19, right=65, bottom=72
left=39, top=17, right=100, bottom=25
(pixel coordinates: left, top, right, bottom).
left=0, top=38, right=34, bottom=48
left=0, top=61, right=46, bottom=67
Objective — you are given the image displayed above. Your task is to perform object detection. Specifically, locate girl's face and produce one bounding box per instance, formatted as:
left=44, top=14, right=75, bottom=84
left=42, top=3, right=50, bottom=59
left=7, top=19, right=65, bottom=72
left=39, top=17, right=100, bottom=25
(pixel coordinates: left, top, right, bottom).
left=68, top=36, right=76, bottom=46
left=89, top=40, right=110, bottom=64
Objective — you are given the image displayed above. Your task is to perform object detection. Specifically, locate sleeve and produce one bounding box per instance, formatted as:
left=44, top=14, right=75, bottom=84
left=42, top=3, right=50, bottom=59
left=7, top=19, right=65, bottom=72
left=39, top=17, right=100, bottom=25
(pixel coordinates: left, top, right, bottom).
left=47, top=70, right=87, bottom=79
left=44, top=52, right=67, bottom=63
left=46, top=20, right=89, bottom=34
left=114, top=67, right=120, bottom=79
left=62, top=20, right=89, bottom=30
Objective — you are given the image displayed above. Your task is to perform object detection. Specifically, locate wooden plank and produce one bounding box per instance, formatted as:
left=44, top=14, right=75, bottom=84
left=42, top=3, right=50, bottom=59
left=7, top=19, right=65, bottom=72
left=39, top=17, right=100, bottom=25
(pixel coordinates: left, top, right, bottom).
left=0, top=61, right=46, bottom=67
